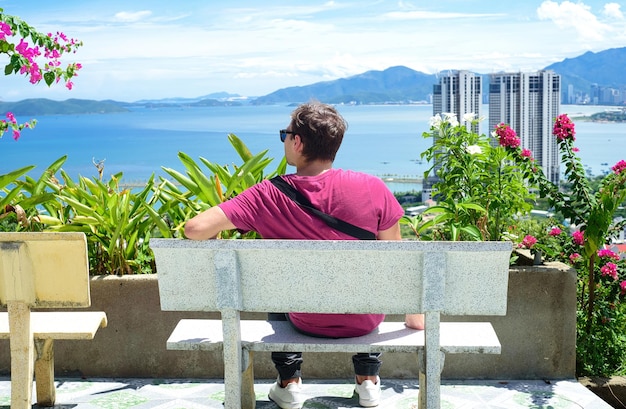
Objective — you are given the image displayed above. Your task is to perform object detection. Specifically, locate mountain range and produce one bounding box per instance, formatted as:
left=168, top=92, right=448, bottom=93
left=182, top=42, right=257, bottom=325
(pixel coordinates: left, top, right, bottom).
left=254, top=46, right=626, bottom=105
left=2, top=46, right=625, bottom=115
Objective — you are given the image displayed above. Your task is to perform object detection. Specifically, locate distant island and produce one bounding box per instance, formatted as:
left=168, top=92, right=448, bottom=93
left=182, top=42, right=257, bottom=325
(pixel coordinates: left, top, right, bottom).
left=0, top=97, right=243, bottom=116
left=571, top=108, right=626, bottom=123
left=588, top=108, right=626, bottom=123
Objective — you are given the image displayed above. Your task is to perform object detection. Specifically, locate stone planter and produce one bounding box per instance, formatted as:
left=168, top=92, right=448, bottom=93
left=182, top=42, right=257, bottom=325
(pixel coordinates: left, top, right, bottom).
left=1, top=262, right=576, bottom=380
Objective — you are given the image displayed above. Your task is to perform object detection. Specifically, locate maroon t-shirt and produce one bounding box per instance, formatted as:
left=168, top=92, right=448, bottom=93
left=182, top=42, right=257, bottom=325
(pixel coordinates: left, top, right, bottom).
left=219, top=169, right=404, bottom=337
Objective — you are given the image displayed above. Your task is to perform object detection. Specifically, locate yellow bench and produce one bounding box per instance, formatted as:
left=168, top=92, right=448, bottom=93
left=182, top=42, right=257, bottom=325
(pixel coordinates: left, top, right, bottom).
left=0, top=232, right=108, bottom=409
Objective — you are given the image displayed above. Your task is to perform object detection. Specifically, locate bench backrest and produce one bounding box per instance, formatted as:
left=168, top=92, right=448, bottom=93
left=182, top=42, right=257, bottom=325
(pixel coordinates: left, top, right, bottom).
left=152, top=239, right=512, bottom=316
left=0, top=232, right=91, bottom=308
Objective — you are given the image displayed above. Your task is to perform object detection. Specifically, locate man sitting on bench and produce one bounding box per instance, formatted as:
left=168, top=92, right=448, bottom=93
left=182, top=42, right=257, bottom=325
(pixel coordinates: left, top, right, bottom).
left=184, top=101, right=424, bottom=409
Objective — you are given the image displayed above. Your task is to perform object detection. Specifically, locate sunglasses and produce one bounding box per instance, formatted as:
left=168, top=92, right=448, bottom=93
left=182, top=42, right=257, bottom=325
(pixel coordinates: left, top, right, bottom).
left=279, top=129, right=295, bottom=142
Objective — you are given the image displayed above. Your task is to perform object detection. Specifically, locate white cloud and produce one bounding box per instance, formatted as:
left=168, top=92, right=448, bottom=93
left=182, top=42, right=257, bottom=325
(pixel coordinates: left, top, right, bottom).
left=383, top=10, right=501, bottom=20
left=536, top=1, right=612, bottom=41
left=114, top=11, right=152, bottom=23
left=603, top=3, right=624, bottom=19
left=6, top=1, right=626, bottom=101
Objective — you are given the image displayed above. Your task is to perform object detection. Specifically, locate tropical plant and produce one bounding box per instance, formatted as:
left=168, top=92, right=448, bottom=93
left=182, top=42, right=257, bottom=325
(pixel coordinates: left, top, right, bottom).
left=0, top=164, right=34, bottom=230
left=0, top=134, right=288, bottom=274
left=154, top=133, right=287, bottom=239
left=38, top=169, right=158, bottom=275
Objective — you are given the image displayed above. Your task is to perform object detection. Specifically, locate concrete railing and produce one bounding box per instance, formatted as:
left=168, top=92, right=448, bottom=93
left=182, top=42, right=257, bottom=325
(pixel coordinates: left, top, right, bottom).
left=0, top=261, right=576, bottom=380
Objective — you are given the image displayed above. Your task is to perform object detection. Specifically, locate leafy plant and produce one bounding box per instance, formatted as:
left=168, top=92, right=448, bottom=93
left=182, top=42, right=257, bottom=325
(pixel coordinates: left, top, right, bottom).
left=155, top=133, right=287, bottom=239
left=0, top=164, right=35, bottom=230
left=39, top=169, right=158, bottom=275
left=413, top=113, right=534, bottom=241
left=500, top=114, right=626, bottom=376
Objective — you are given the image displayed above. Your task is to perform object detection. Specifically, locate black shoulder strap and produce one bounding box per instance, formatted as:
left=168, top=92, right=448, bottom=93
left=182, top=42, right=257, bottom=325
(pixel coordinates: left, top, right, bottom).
left=270, top=176, right=376, bottom=240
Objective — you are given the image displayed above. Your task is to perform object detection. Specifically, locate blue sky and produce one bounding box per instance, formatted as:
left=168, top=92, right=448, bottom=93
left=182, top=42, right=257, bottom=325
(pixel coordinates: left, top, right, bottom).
left=1, top=0, right=625, bottom=102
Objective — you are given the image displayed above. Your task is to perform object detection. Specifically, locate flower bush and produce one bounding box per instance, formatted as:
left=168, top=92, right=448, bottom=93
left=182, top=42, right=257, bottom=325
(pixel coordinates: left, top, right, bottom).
left=415, top=113, right=534, bottom=241
left=497, top=114, right=626, bottom=376
left=415, top=109, right=626, bottom=375
left=0, top=8, right=82, bottom=140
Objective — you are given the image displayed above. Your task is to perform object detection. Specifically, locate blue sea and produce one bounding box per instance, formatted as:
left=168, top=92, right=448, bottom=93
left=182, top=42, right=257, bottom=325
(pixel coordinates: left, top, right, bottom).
left=0, top=104, right=624, bottom=193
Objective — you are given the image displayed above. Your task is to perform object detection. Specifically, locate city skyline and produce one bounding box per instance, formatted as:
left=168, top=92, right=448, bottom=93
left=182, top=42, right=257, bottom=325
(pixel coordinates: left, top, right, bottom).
left=0, top=0, right=625, bottom=102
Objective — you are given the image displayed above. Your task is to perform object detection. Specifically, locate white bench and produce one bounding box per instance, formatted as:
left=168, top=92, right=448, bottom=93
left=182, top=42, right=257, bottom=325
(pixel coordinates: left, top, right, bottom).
left=151, top=239, right=512, bottom=409
left=0, top=232, right=108, bottom=409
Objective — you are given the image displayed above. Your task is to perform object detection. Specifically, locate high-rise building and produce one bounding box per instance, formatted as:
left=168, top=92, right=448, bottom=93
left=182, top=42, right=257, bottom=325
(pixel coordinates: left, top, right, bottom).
left=432, top=70, right=482, bottom=134
left=489, top=70, right=561, bottom=184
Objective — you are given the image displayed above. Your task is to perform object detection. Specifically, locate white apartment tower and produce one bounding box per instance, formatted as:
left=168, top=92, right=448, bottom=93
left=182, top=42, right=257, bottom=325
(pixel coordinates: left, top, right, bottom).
left=432, top=70, right=482, bottom=134
left=489, top=70, right=561, bottom=184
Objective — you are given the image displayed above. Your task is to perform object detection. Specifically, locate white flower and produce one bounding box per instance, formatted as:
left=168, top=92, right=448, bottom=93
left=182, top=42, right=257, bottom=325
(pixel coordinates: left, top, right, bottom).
left=443, top=112, right=459, bottom=127
left=429, top=114, right=442, bottom=128
left=465, top=145, right=482, bottom=155
left=463, top=113, right=476, bottom=123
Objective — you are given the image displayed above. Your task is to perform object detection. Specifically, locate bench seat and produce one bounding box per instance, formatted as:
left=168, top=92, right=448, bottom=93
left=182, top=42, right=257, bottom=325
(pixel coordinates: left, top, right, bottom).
left=0, top=310, right=107, bottom=407
left=166, top=319, right=501, bottom=354
left=0, top=311, right=108, bottom=340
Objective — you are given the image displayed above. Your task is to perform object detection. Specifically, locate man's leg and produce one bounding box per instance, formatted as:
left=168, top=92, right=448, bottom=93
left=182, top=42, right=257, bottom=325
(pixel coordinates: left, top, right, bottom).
left=272, top=352, right=303, bottom=384
left=353, top=353, right=382, bottom=408
left=353, top=353, right=382, bottom=378
left=269, top=352, right=305, bottom=409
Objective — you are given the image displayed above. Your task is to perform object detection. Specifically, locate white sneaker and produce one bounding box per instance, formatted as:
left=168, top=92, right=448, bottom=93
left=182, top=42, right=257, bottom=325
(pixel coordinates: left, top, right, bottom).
left=354, top=376, right=381, bottom=407
left=268, top=377, right=304, bottom=409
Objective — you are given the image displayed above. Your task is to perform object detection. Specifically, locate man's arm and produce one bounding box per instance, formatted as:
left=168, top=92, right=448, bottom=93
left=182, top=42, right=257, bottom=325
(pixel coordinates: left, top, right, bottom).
left=378, top=222, right=425, bottom=330
left=184, top=206, right=237, bottom=240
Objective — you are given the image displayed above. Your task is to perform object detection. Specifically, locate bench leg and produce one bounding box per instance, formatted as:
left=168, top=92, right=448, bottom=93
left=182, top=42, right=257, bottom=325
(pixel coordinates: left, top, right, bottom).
left=241, top=349, right=255, bottom=409
left=418, top=312, right=444, bottom=409
left=8, top=301, right=35, bottom=409
left=34, top=338, right=56, bottom=406
left=221, top=309, right=245, bottom=409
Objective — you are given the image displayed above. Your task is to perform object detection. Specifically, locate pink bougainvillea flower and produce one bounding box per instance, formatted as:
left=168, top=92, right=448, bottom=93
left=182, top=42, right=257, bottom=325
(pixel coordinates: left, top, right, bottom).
left=494, top=123, right=521, bottom=148
left=612, top=160, right=626, bottom=175
left=521, top=235, right=537, bottom=249
left=621, top=280, right=626, bottom=295
left=521, top=149, right=534, bottom=160
left=570, top=253, right=581, bottom=263
left=598, top=248, right=620, bottom=261
left=601, top=262, right=619, bottom=280
left=549, top=227, right=562, bottom=236
left=553, top=114, right=576, bottom=141
left=0, top=21, right=12, bottom=40
left=12, top=129, right=20, bottom=140
left=572, top=147, right=580, bottom=152
left=572, top=230, right=584, bottom=246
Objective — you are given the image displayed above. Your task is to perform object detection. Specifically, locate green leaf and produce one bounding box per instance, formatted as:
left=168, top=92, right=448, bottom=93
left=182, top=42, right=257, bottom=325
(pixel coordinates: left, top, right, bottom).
left=0, top=165, right=34, bottom=190
left=228, top=133, right=254, bottom=161
left=43, top=71, right=55, bottom=86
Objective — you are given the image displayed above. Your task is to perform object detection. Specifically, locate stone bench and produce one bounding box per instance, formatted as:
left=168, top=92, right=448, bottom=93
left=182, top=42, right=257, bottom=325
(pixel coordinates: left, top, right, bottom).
left=0, top=232, right=108, bottom=409
left=151, top=239, right=512, bottom=409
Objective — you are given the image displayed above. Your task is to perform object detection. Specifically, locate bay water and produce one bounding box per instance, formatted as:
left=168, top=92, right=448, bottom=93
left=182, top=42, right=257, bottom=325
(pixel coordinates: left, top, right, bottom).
left=0, top=104, right=623, bottom=193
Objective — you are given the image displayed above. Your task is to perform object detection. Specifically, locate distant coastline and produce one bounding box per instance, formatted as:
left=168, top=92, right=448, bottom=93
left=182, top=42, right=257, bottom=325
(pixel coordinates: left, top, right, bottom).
left=571, top=107, right=626, bottom=123
left=2, top=97, right=625, bottom=122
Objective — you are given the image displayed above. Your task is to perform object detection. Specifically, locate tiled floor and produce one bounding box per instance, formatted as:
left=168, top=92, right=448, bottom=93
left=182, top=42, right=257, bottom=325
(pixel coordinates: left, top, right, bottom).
left=0, top=377, right=613, bottom=408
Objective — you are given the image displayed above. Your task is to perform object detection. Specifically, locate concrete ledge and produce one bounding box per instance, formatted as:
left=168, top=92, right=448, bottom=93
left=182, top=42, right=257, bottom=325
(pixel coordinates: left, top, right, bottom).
left=0, top=262, right=576, bottom=380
